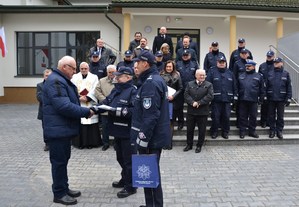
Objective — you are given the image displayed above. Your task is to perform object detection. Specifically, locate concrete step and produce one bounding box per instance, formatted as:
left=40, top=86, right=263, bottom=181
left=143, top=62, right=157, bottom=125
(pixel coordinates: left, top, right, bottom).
left=171, top=134, right=299, bottom=146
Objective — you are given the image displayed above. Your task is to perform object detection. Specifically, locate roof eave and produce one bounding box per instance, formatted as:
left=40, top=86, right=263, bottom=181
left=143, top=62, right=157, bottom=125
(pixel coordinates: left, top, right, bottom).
left=0, top=5, right=113, bottom=13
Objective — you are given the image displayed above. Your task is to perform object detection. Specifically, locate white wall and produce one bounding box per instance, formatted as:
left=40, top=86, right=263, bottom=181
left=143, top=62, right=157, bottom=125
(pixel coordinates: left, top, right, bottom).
left=0, top=13, right=122, bottom=88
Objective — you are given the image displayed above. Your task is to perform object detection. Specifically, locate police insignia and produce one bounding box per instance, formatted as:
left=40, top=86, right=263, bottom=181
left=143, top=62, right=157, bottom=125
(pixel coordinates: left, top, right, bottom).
left=143, top=98, right=152, bottom=109
left=139, top=132, right=146, bottom=140
left=122, top=107, right=128, bottom=116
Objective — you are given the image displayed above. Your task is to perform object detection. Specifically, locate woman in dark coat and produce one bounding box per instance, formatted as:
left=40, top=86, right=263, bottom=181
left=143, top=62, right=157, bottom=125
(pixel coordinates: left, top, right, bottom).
left=160, top=60, right=183, bottom=149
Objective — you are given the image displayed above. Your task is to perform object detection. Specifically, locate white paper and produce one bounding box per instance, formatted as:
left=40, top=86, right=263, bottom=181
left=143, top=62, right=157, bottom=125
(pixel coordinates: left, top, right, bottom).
left=95, top=104, right=116, bottom=111
left=167, top=86, right=176, bottom=96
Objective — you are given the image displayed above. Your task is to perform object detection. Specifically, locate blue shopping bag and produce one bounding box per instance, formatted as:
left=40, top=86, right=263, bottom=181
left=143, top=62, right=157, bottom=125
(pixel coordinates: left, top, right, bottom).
left=132, top=154, right=160, bottom=188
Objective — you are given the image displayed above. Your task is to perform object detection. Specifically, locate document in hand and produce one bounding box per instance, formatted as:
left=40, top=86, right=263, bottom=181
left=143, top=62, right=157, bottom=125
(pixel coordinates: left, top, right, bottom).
left=167, top=86, right=176, bottom=97
left=95, top=104, right=116, bottom=111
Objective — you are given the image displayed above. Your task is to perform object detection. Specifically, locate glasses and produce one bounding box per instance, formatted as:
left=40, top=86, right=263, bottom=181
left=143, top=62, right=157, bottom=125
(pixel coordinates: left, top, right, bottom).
left=66, top=64, right=76, bottom=71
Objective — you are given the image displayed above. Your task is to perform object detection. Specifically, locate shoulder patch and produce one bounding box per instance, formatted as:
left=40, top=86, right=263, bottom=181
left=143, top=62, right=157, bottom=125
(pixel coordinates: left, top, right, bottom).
left=143, top=97, right=152, bottom=109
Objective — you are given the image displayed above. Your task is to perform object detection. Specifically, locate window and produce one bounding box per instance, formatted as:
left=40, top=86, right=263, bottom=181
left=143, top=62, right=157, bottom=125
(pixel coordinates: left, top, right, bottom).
left=17, top=31, right=100, bottom=76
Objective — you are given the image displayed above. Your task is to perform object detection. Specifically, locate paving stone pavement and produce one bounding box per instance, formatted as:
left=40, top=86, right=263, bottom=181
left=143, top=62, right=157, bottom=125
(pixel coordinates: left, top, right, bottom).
left=1, top=104, right=299, bottom=207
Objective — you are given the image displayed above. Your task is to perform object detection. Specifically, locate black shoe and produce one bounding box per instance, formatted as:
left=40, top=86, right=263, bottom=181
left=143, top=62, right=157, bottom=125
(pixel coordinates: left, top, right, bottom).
left=239, top=133, right=245, bottom=139
left=67, top=189, right=81, bottom=198
left=211, top=133, right=218, bottom=139
left=248, top=132, right=259, bottom=138
left=43, top=144, right=49, bottom=151
left=117, top=188, right=137, bottom=198
left=269, top=131, right=275, bottom=138
left=177, top=124, right=184, bottom=130
left=221, top=132, right=229, bottom=139
left=140, top=205, right=146, bottom=207
left=261, top=122, right=267, bottom=128
left=112, top=180, right=125, bottom=188
left=102, top=144, right=109, bottom=151
left=277, top=131, right=283, bottom=139
left=195, top=146, right=201, bottom=153
left=183, top=145, right=192, bottom=152
left=53, top=195, right=77, bottom=205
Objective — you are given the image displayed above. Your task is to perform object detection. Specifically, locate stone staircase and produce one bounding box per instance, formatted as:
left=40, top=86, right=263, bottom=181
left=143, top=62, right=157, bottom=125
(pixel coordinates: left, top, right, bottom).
left=172, top=103, right=299, bottom=146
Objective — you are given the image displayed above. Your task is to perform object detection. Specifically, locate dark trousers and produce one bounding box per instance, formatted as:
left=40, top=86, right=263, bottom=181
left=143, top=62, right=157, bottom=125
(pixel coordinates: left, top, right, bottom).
left=138, top=148, right=163, bottom=207
left=260, top=101, right=269, bottom=125
left=238, top=101, right=258, bottom=134
left=101, top=115, right=109, bottom=145
left=173, top=108, right=184, bottom=127
left=48, top=138, right=71, bottom=198
left=114, top=137, right=136, bottom=191
left=210, top=102, right=231, bottom=134
left=268, top=101, right=285, bottom=132
left=186, top=114, right=208, bottom=147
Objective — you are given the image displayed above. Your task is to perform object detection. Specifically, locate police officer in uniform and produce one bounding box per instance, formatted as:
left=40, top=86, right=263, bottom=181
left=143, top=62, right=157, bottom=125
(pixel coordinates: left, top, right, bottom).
left=207, top=56, right=237, bottom=139
left=203, top=41, right=226, bottom=73
left=237, top=60, right=265, bottom=139
left=89, top=51, right=107, bottom=80
left=132, top=51, right=171, bottom=207
left=116, top=50, right=134, bottom=70
left=95, top=67, right=138, bottom=198
left=229, top=38, right=253, bottom=71
left=258, top=50, right=275, bottom=128
left=266, top=57, right=292, bottom=139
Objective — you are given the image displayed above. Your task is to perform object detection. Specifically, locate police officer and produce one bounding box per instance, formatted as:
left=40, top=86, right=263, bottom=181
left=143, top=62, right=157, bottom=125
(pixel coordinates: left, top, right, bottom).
left=207, top=56, right=237, bottom=139
left=266, top=57, right=292, bottom=139
left=203, top=41, right=226, bottom=73
left=175, top=49, right=199, bottom=130
left=89, top=51, right=107, bottom=80
left=237, top=60, right=265, bottom=139
left=116, top=50, right=134, bottom=70
left=132, top=51, right=171, bottom=207
left=258, top=50, right=275, bottom=128
left=99, top=66, right=138, bottom=198
left=155, top=50, right=165, bottom=72
left=229, top=38, right=253, bottom=71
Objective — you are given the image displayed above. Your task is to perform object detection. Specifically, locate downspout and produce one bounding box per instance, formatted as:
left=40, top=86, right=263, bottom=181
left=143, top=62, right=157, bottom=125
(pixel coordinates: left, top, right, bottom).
left=105, top=9, right=122, bottom=52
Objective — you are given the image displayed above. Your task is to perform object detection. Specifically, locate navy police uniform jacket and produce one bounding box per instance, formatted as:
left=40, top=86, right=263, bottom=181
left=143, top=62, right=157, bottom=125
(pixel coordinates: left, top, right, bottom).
left=207, top=67, right=237, bottom=103
left=266, top=67, right=292, bottom=102
left=89, top=60, right=107, bottom=79
left=258, top=60, right=274, bottom=84
left=229, top=47, right=253, bottom=71
left=203, top=50, right=226, bottom=72
left=237, top=70, right=265, bottom=102
left=116, top=59, right=134, bottom=70
left=131, top=66, right=171, bottom=149
left=102, top=80, right=137, bottom=138
left=232, top=58, right=247, bottom=79
left=42, top=69, right=91, bottom=140
left=176, top=59, right=199, bottom=89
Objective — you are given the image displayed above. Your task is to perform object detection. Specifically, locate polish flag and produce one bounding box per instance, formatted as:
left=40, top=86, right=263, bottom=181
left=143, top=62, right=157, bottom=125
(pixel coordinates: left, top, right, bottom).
left=0, top=26, right=7, bottom=58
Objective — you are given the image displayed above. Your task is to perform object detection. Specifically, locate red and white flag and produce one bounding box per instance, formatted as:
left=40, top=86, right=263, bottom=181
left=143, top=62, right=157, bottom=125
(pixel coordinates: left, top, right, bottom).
left=0, top=26, right=7, bottom=57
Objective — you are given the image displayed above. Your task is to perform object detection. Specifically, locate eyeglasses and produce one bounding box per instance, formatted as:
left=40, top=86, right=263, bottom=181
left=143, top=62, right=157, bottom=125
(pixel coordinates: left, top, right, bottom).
left=66, top=64, right=76, bottom=71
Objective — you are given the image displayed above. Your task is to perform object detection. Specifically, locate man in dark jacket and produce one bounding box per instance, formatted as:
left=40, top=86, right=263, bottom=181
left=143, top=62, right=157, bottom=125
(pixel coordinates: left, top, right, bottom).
left=43, top=56, right=94, bottom=205
left=229, top=38, right=253, bottom=71
left=116, top=50, right=134, bottom=70
left=203, top=41, right=226, bottom=73
left=132, top=51, right=171, bottom=207
left=152, top=26, right=174, bottom=57
left=266, top=57, right=292, bottom=139
left=184, top=69, right=214, bottom=153
left=128, top=31, right=142, bottom=52
left=89, top=51, right=107, bottom=80
left=36, top=68, right=52, bottom=151
left=89, top=38, right=116, bottom=66
left=207, top=56, right=237, bottom=139
left=258, top=50, right=275, bottom=128
left=237, top=60, right=265, bottom=139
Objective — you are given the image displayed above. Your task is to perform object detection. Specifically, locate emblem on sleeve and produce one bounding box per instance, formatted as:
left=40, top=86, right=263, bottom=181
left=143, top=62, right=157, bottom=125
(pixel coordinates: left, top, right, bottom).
left=138, top=132, right=146, bottom=140
left=143, top=97, right=152, bottom=109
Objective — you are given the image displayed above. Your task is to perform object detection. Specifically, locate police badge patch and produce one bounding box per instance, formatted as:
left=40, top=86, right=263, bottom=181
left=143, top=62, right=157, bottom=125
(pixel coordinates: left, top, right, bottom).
left=143, top=97, right=152, bottom=109
left=122, top=107, right=128, bottom=116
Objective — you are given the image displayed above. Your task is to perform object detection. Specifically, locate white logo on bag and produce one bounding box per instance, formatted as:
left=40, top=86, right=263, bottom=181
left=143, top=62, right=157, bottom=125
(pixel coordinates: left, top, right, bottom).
left=137, top=164, right=152, bottom=180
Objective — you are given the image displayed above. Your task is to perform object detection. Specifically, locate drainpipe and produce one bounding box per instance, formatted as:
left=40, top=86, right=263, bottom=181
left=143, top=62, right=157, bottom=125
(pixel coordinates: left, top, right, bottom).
left=105, top=9, right=122, bottom=52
